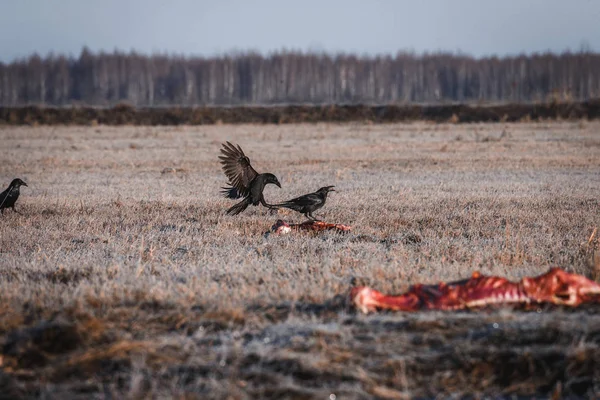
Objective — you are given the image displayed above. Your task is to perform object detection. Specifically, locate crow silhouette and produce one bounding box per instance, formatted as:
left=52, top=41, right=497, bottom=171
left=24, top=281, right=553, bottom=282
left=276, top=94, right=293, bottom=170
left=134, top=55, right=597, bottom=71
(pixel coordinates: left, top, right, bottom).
left=274, top=186, right=335, bottom=221
left=0, top=178, right=28, bottom=214
left=219, top=142, right=281, bottom=215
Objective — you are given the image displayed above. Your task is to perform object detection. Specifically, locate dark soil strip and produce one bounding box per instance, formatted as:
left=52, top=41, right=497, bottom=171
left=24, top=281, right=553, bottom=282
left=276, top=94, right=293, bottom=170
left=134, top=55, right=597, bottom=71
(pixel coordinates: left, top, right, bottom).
left=1, top=99, right=599, bottom=125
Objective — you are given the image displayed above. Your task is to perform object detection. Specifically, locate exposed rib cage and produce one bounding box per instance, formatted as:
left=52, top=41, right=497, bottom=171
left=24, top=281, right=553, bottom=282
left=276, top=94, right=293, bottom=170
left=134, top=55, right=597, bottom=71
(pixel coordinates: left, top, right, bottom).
left=351, top=268, right=600, bottom=313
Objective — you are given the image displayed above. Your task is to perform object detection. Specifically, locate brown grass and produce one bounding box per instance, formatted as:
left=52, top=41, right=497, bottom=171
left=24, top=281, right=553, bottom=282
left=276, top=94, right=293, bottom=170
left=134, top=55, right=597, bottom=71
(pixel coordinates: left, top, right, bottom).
left=0, top=122, right=599, bottom=398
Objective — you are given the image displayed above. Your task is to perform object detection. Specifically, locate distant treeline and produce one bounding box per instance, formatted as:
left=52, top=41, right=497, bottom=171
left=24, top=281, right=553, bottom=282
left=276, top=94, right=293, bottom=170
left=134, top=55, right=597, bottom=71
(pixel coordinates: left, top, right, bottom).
left=2, top=100, right=598, bottom=125
left=1, top=48, right=600, bottom=106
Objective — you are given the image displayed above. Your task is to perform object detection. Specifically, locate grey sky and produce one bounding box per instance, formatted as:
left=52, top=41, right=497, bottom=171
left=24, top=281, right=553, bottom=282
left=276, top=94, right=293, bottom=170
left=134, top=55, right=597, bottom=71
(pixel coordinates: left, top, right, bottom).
left=1, top=0, right=599, bottom=62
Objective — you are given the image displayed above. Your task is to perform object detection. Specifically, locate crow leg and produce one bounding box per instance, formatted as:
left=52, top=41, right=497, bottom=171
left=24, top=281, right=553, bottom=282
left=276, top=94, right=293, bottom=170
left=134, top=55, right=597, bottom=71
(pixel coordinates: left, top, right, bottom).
left=307, top=212, right=320, bottom=221
left=308, top=212, right=322, bottom=222
left=13, top=206, right=22, bottom=215
left=259, top=196, right=277, bottom=215
left=260, top=196, right=278, bottom=210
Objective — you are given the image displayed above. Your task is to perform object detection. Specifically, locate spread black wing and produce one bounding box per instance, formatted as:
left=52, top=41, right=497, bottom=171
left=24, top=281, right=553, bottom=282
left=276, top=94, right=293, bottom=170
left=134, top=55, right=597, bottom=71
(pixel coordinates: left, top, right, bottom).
left=219, top=142, right=258, bottom=198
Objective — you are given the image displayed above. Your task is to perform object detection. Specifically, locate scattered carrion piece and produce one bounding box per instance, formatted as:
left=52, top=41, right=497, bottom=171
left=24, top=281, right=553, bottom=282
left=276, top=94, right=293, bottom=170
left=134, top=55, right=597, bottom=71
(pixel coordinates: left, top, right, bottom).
left=351, top=267, right=600, bottom=313
left=270, top=219, right=352, bottom=235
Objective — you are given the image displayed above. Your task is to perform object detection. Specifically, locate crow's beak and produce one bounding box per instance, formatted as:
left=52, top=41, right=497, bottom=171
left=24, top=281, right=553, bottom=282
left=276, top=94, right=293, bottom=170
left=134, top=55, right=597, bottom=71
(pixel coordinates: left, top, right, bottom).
left=23, top=182, right=28, bottom=187
left=276, top=181, right=282, bottom=188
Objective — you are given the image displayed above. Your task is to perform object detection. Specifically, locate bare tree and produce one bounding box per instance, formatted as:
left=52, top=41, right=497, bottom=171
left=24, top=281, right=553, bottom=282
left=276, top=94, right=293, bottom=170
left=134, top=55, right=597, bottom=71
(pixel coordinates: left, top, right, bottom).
left=1, top=48, right=599, bottom=106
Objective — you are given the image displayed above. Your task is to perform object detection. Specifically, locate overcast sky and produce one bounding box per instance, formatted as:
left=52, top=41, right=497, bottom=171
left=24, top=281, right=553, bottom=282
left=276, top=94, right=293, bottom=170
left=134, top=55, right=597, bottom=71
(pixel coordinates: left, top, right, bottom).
left=1, top=0, right=599, bottom=62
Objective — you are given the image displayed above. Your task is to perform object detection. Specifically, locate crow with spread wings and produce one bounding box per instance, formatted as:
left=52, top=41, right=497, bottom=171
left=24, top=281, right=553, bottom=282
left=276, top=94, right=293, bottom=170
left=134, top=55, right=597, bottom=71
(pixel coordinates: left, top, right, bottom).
left=219, top=142, right=281, bottom=216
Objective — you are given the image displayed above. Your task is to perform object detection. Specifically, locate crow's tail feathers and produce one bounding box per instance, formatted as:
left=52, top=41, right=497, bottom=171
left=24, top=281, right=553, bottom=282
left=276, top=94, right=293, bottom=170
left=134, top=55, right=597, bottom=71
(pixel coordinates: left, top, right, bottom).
left=226, top=198, right=250, bottom=216
left=272, top=201, right=299, bottom=211
left=221, top=186, right=242, bottom=199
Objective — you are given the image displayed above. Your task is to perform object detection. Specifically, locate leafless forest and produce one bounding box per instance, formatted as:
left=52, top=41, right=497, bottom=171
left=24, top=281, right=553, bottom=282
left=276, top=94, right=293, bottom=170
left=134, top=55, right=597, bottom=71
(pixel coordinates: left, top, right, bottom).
left=2, top=48, right=600, bottom=106
left=0, top=122, right=599, bottom=398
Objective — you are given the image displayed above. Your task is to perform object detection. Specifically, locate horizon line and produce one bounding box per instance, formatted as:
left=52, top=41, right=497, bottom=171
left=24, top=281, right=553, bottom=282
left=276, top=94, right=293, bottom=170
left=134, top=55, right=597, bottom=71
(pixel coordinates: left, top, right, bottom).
left=2, top=44, right=597, bottom=64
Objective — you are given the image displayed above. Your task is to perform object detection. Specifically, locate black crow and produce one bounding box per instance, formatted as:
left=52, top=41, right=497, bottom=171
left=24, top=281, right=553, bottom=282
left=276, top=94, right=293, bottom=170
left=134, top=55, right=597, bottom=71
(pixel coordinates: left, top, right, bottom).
left=0, top=178, right=28, bottom=214
left=274, top=186, right=335, bottom=221
left=219, top=142, right=281, bottom=215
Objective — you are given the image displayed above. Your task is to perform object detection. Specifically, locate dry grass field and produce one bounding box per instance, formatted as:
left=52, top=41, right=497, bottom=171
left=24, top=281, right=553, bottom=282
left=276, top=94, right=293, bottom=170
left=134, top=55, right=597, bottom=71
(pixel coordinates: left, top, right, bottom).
left=0, top=121, right=599, bottom=398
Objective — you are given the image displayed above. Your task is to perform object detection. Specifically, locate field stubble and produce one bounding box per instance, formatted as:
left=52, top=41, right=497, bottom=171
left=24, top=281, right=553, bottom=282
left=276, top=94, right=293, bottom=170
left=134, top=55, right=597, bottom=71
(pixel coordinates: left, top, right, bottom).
left=0, top=122, right=599, bottom=398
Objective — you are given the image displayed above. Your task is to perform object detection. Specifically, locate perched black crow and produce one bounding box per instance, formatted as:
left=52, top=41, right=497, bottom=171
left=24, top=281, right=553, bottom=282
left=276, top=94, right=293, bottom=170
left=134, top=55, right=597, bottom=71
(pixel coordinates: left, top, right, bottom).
left=0, top=178, right=28, bottom=214
left=274, top=186, right=335, bottom=221
left=219, top=142, right=281, bottom=215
